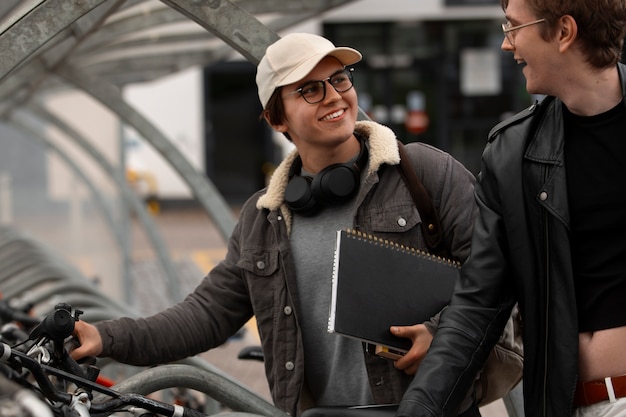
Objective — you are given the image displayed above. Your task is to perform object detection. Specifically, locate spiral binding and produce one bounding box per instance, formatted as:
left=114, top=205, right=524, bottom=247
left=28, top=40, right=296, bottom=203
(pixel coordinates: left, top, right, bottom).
left=344, top=228, right=460, bottom=268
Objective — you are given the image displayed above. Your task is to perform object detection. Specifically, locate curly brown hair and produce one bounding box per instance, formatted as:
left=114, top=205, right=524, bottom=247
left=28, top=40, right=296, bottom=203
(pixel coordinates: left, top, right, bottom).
left=501, top=0, right=626, bottom=68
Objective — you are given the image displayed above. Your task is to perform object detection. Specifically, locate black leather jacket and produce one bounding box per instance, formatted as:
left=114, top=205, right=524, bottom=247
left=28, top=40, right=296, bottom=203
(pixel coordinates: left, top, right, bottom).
left=397, top=63, right=626, bottom=417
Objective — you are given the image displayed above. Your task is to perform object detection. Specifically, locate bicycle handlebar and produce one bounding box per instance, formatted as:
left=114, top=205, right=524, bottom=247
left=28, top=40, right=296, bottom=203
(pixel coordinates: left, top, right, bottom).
left=0, top=342, right=73, bottom=403
left=0, top=342, right=207, bottom=417
left=0, top=302, right=277, bottom=417
left=0, top=300, right=386, bottom=417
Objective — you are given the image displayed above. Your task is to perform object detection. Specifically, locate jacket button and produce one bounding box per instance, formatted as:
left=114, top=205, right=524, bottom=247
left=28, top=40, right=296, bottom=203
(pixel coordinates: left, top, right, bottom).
left=256, top=261, right=266, bottom=270
left=285, top=361, right=294, bottom=371
left=539, top=192, right=548, bottom=201
left=397, top=217, right=407, bottom=227
left=284, top=306, right=293, bottom=315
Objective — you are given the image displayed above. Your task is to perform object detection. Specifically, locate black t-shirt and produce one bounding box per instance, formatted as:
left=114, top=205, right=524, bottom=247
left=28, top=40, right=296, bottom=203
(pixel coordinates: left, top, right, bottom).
left=564, top=101, right=626, bottom=332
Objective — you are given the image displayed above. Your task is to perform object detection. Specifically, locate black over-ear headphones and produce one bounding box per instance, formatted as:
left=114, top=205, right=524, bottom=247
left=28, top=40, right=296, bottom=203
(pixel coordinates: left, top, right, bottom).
left=284, top=137, right=368, bottom=216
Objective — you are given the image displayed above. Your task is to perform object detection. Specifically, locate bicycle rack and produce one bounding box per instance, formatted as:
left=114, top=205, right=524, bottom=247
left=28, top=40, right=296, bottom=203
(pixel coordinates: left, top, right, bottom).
left=0, top=225, right=284, bottom=417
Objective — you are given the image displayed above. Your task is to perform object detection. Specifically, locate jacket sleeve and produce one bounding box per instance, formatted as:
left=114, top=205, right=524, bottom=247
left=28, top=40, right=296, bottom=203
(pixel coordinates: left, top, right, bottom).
left=432, top=150, right=477, bottom=263
left=397, top=141, right=516, bottom=417
left=404, top=142, right=477, bottom=263
left=404, top=143, right=476, bottom=334
left=96, top=211, right=254, bottom=366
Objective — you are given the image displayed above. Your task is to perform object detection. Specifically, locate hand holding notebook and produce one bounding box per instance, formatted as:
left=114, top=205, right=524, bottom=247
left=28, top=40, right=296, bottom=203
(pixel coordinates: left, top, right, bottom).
left=328, top=229, right=460, bottom=358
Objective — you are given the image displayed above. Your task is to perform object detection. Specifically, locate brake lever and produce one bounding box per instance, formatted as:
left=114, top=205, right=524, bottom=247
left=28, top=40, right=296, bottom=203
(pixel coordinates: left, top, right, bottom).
left=26, top=342, right=51, bottom=364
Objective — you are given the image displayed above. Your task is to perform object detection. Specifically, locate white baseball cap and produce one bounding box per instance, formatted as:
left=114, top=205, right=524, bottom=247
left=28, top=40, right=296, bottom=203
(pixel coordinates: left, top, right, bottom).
left=256, top=33, right=362, bottom=109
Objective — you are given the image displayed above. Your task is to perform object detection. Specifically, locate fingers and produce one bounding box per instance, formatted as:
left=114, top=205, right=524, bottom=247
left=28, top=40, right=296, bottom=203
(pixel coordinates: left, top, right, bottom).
left=69, top=320, right=103, bottom=360
left=399, top=362, right=420, bottom=376
left=69, top=344, right=91, bottom=361
left=390, top=325, right=415, bottom=339
left=390, top=324, right=433, bottom=375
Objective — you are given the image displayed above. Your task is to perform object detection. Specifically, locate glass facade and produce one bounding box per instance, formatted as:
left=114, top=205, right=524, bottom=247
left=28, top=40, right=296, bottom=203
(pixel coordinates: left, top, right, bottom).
left=325, top=20, right=532, bottom=174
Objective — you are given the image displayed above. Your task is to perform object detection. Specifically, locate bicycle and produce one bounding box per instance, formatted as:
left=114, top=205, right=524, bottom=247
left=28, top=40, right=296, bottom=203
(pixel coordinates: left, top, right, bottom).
left=0, top=299, right=393, bottom=417
left=0, top=302, right=276, bottom=417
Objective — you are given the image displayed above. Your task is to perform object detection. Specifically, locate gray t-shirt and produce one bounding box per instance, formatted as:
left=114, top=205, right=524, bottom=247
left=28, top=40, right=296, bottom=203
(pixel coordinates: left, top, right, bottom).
left=290, top=183, right=373, bottom=407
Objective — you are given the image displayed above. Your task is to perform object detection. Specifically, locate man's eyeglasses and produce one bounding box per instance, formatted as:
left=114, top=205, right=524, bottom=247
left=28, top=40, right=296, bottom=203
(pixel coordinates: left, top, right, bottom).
left=288, top=68, right=354, bottom=104
left=502, top=18, right=546, bottom=46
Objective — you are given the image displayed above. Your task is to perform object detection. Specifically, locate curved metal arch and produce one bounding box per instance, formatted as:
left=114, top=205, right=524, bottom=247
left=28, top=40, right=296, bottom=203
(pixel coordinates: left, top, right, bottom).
left=55, top=63, right=237, bottom=240
left=161, top=0, right=361, bottom=65
left=74, top=6, right=191, bottom=56
left=0, top=1, right=125, bottom=113
left=75, top=0, right=356, bottom=60
left=76, top=8, right=353, bottom=83
left=2, top=115, right=174, bottom=305
left=102, top=363, right=288, bottom=417
left=0, top=0, right=109, bottom=82
left=0, top=0, right=372, bottom=258
left=23, top=103, right=183, bottom=303
left=160, top=0, right=279, bottom=65
left=73, top=12, right=325, bottom=87
left=4, top=114, right=125, bottom=251
left=79, top=48, right=222, bottom=79
left=2, top=118, right=130, bottom=294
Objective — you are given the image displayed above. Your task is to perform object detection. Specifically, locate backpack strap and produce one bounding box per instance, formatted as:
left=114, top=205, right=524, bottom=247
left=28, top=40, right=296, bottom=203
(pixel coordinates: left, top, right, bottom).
left=396, top=141, right=449, bottom=258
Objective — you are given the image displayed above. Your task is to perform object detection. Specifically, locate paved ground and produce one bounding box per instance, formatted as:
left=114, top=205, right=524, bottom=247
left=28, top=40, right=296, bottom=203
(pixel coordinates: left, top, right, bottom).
left=129, top=206, right=510, bottom=416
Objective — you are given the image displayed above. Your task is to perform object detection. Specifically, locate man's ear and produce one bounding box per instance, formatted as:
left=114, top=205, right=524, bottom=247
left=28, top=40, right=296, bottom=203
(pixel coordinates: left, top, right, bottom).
left=263, top=110, right=288, bottom=133
left=558, top=14, right=578, bottom=53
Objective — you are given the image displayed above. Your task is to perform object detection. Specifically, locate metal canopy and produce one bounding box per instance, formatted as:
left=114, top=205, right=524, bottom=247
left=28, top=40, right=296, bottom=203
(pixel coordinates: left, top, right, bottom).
left=0, top=0, right=357, bottom=242
left=0, top=0, right=357, bottom=299
left=0, top=0, right=356, bottom=84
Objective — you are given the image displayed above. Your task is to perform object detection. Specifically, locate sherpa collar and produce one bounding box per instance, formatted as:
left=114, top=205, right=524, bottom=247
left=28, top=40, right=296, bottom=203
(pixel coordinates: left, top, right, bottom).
left=256, top=120, right=400, bottom=213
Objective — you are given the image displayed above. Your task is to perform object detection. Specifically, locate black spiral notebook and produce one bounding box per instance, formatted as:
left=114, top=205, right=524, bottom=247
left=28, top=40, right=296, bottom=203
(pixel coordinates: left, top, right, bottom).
left=328, top=229, right=460, bottom=355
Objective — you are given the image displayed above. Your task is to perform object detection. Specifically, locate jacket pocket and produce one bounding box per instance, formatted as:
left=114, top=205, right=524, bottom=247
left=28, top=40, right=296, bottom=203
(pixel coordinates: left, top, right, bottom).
left=368, top=203, right=421, bottom=233
left=237, top=248, right=280, bottom=314
left=362, top=203, right=423, bottom=248
left=238, top=247, right=279, bottom=277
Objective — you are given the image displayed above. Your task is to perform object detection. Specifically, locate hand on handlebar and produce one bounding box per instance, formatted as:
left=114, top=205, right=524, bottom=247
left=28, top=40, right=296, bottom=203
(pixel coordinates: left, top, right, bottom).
left=390, top=323, right=433, bottom=375
left=69, top=319, right=103, bottom=360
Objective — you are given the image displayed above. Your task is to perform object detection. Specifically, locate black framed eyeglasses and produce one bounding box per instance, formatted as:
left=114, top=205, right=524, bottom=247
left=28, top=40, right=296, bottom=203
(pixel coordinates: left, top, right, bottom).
left=288, top=68, right=354, bottom=104
left=502, top=18, right=546, bottom=46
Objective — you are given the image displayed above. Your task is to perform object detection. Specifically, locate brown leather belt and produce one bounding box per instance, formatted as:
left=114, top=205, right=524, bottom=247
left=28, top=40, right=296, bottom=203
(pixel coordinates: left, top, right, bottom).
left=574, top=375, right=626, bottom=407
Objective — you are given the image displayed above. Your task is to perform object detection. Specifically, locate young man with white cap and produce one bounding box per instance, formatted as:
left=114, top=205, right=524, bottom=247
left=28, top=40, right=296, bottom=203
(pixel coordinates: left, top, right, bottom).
left=71, top=33, right=478, bottom=416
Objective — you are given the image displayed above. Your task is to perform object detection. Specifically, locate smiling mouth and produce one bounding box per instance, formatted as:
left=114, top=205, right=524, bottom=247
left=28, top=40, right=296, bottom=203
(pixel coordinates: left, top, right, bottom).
left=320, top=109, right=344, bottom=121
